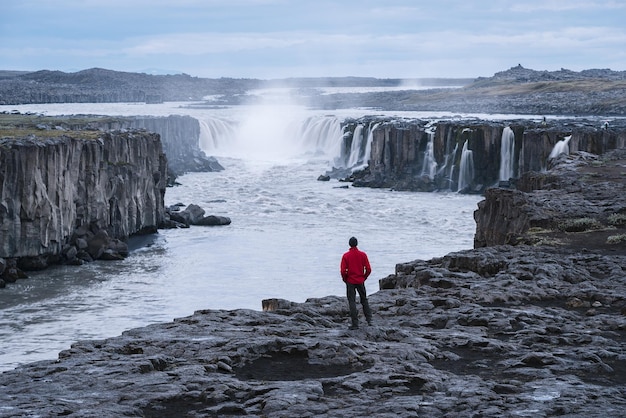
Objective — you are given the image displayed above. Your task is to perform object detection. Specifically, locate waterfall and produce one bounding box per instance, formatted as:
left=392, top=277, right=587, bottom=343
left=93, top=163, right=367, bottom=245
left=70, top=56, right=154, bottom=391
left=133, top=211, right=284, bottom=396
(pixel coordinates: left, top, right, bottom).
left=346, top=125, right=365, bottom=168
left=291, top=115, right=343, bottom=158
left=421, top=129, right=437, bottom=179
left=548, top=135, right=572, bottom=159
left=435, top=142, right=458, bottom=190
left=499, top=126, right=515, bottom=181
left=358, top=122, right=378, bottom=171
left=198, top=118, right=237, bottom=153
left=197, top=114, right=344, bottom=162
left=337, top=121, right=380, bottom=172
left=457, top=140, right=474, bottom=192
left=435, top=128, right=457, bottom=190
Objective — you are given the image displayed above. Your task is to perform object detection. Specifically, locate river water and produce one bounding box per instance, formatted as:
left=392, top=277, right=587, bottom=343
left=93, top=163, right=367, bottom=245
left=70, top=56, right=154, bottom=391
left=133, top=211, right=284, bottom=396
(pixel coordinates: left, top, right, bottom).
left=0, top=97, right=484, bottom=372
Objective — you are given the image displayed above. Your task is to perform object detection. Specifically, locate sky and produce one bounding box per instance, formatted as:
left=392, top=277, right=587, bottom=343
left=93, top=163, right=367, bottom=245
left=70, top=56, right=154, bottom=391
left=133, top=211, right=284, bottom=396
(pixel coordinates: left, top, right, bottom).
left=1, top=0, right=625, bottom=80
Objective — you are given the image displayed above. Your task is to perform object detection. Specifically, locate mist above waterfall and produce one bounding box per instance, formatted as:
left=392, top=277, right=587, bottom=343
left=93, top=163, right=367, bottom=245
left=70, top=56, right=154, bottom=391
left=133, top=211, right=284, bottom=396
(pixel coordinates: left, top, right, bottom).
left=197, top=87, right=349, bottom=164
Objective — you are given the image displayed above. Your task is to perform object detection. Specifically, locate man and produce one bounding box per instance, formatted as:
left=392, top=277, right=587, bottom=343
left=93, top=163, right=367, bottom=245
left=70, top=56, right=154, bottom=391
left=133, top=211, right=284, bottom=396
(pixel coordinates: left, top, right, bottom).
left=340, top=236, right=373, bottom=330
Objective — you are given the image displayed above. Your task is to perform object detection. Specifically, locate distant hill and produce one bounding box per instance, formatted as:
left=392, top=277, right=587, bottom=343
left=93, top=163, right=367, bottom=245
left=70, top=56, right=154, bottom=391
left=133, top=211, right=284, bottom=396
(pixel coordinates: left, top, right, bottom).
left=311, top=65, right=626, bottom=116
left=1, top=65, right=625, bottom=115
left=0, top=70, right=31, bottom=80
left=0, top=68, right=260, bottom=105
left=0, top=67, right=471, bottom=106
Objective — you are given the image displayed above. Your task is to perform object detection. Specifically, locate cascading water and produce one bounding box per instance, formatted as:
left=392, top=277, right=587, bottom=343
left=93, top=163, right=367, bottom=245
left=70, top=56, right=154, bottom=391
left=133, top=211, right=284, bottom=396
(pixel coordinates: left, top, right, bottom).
left=457, top=140, right=474, bottom=192
left=548, top=135, right=572, bottom=160
left=342, top=122, right=379, bottom=172
left=435, top=128, right=458, bottom=189
left=499, top=126, right=516, bottom=181
left=197, top=113, right=500, bottom=192
left=358, top=122, right=378, bottom=172
left=346, top=124, right=365, bottom=168
left=197, top=113, right=344, bottom=163
left=199, top=118, right=237, bottom=152
left=293, top=115, right=344, bottom=159
left=421, top=129, right=437, bottom=179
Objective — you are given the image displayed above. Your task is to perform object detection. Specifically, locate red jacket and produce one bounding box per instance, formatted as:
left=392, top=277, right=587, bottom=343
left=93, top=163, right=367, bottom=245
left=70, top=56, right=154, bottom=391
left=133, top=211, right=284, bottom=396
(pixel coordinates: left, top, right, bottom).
left=341, top=247, right=371, bottom=285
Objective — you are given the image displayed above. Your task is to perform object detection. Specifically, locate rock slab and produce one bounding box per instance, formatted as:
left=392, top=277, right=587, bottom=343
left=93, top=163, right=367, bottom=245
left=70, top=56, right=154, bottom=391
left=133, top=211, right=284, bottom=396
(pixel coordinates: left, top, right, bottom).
left=0, top=242, right=625, bottom=417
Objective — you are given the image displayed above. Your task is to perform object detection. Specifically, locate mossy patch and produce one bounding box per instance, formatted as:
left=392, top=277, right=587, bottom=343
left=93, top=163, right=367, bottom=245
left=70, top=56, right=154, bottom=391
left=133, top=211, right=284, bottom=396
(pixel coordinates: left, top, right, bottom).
left=607, top=213, right=626, bottom=227
left=606, top=234, right=626, bottom=245
left=558, top=217, right=603, bottom=232
left=0, top=113, right=122, bottom=141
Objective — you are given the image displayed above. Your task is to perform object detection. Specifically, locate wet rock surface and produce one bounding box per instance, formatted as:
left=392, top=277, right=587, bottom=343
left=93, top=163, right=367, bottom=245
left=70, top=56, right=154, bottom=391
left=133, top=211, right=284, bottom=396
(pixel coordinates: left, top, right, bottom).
left=0, top=243, right=624, bottom=418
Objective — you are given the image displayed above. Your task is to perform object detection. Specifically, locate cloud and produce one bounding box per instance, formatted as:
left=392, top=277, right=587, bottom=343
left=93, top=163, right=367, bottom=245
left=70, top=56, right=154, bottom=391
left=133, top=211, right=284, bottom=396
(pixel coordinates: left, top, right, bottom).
left=509, top=0, right=625, bottom=12
left=1, top=0, right=625, bottom=77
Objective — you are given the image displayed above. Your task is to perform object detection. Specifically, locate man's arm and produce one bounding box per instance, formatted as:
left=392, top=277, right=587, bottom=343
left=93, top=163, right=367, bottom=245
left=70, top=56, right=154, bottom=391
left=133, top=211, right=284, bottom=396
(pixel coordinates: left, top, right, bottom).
left=363, top=254, right=371, bottom=279
left=340, top=255, right=349, bottom=281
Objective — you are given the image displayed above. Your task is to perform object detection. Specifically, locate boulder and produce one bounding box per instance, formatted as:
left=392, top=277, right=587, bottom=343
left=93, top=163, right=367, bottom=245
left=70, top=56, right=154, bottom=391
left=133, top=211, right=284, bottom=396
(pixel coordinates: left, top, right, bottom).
left=196, top=215, right=231, bottom=226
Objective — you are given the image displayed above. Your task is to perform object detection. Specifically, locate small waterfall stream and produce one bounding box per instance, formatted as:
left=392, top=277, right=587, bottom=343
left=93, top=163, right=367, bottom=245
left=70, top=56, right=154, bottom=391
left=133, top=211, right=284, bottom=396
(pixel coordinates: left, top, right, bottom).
left=499, top=126, right=516, bottom=181
left=421, top=129, right=437, bottom=179
left=548, top=135, right=572, bottom=159
left=457, top=140, right=474, bottom=192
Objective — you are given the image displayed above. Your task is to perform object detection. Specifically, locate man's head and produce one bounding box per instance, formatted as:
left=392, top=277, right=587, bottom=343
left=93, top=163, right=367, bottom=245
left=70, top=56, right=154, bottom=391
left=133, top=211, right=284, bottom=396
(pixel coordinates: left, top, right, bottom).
left=349, top=237, right=358, bottom=247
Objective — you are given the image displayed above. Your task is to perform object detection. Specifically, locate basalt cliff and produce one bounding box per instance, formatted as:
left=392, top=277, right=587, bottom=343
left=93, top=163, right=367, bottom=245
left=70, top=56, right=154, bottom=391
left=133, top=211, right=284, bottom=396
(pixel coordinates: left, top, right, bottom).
left=0, top=115, right=168, bottom=283
left=335, top=117, right=626, bottom=193
left=0, top=113, right=226, bottom=284
left=8, top=113, right=224, bottom=184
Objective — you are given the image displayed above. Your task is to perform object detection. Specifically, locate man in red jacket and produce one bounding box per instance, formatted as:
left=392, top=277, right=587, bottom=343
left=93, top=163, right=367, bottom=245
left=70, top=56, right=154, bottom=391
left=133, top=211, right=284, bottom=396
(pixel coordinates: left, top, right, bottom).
left=340, top=236, right=373, bottom=330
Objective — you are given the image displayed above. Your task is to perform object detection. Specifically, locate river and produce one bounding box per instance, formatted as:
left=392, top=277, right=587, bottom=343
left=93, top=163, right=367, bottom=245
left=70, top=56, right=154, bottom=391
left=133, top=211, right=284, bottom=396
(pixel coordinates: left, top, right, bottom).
left=0, top=97, right=483, bottom=372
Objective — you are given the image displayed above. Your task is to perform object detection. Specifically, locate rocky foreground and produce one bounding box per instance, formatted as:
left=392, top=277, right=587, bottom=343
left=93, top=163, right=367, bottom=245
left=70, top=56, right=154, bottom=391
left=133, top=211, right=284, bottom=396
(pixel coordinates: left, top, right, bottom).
left=1, top=153, right=625, bottom=416
left=0, top=246, right=624, bottom=417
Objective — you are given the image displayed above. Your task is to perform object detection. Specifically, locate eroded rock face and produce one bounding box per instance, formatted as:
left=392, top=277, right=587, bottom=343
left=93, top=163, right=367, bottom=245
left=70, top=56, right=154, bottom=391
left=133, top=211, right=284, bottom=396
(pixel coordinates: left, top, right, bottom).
left=346, top=118, right=626, bottom=193
left=474, top=149, right=626, bottom=248
left=94, top=115, right=224, bottom=183
left=0, top=245, right=624, bottom=417
left=0, top=131, right=167, bottom=260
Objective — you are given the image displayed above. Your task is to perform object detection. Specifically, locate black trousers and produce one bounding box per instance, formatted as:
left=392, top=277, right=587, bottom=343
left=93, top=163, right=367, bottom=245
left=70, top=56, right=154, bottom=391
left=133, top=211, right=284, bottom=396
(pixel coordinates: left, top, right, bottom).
left=346, top=282, right=372, bottom=325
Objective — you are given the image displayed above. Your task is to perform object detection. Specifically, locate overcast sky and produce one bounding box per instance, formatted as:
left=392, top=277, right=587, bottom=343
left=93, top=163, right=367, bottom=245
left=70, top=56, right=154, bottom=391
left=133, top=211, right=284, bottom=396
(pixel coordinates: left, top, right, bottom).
left=1, top=0, right=625, bottom=79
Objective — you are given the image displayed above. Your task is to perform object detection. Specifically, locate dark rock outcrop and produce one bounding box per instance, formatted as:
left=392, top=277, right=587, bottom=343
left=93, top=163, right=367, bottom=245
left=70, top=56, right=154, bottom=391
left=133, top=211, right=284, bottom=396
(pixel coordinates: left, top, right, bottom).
left=0, top=243, right=624, bottom=416
left=0, top=128, right=167, bottom=277
left=474, top=148, right=626, bottom=249
left=163, top=203, right=231, bottom=228
left=91, top=115, right=224, bottom=184
left=19, top=113, right=225, bottom=184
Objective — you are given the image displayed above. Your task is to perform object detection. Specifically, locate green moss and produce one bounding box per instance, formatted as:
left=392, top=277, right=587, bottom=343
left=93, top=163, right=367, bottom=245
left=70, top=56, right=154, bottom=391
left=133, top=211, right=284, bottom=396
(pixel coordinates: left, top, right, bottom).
left=527, top=227, right=551, bottom=234
left=606, top=234, right=626, bottom=245
left=558, top=217, right=603, bottom=232
left=0, top=113, right=121, bottom=141
left=607, top=213, right=626, bottom=226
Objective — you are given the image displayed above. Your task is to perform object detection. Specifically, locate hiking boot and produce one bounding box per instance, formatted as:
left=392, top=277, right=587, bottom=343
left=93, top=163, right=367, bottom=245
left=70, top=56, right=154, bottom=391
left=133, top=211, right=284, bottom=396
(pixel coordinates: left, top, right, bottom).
left=349, top=324, right=359, bottom=330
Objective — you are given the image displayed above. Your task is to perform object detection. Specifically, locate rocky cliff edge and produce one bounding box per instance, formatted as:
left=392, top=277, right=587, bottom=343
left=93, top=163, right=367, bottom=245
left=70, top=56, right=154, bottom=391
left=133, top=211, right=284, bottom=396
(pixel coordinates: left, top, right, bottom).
left=0, top=116, right=168, bottom=281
